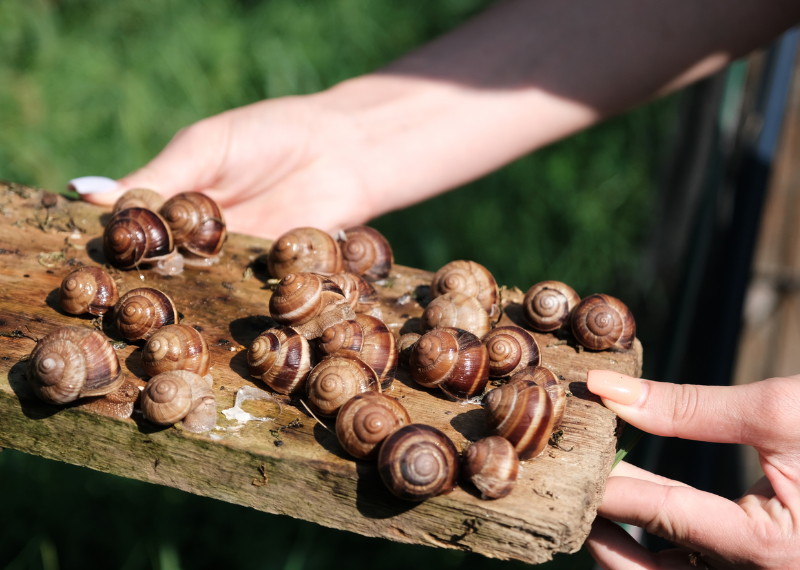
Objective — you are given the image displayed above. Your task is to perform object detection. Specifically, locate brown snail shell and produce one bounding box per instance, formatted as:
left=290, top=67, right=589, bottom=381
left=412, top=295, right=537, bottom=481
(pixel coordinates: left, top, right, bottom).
left=430, top=260, right=499, bottom=315
left=112, top=188, right=165, bottom=214
left=420, top=292, right=490, bottom=337
left=58, top=266, right=119, bottom=316
left=103, top=207, right=174, bottom=269
left=336, top=225, right=393, bottom=281
left=27, top=326, right=124, bottom=405
left=409, top=327, right=489, bottom=401
left=269, top=272, right=355, bottom=339
left=160, top=192, right=227, bottom=261
left=141, top=370, right=215, bottom=431
left=247, top=327, right=312, bottom=395
left=509, top=365, right=567, bottom=429
left=328, top=272, right=379, bottom=314
left=462, top=436, right=519, bottom=499
left=378, top=424, right=459, bottom=501
left=78, top=378, right=143, bottom=420
left=267, top=227, right=343, bottom=279
left=481, top=326, right=541, bottom=378
left=571, top=294, right=636, bottom=351
left=523, top=281, right=580, bottom=332
left=336, top=392, right=411, bottom=459
left=113, top=288, right=178, bottom=342
left=484, top=380, right=554, bottom=460
left=305, top=355, right=379, bottom=417
left=141, top=324, right=210, bottom=378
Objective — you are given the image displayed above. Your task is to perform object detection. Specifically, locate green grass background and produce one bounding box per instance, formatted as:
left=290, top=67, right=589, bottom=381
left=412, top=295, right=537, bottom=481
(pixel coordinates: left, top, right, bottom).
left=0, top=0, right=676, bottom=568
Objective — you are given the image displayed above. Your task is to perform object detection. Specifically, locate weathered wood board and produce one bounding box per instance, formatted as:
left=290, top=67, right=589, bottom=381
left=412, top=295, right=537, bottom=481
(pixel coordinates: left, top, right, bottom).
left=0, top=182, right=640, bottom=565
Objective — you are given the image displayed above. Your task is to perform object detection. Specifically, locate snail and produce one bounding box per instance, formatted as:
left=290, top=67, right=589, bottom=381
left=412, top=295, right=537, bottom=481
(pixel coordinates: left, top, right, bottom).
left=481, top=326, right=541, bottom=378
left=335, top=392, right=411, bottom=459
left=140, top=370, right=216, bottom=433
left=269, top=272, right=356, bottom=339
left=78, top=378, right=143, bottom=420
left=113, top=287, right=178, bottom=342
left=420, top=292, right=490, bottom=338
left=523, top=281, right=580, bottom=332
left=160, top=192, right=227, bottom=266
left=267, top=227, right=343, bottom=279
left=103, top=207, right=174, bottom=270
left=305, top=355, right=379, bottom=417
left=571, top=294, right=636, bottom=351
left=316, top=314, right=398, bottom=391
left=112, top=188, right=165, bottom=214
left=58, top=266, right=119, bottom=316
left=336, top=225, right=393, bottom=281
left=328, top=272, right=379, bottom=314
left=462, top=436, right=519, bottom=499
left=430, top=260, right=499, bottom=316
left=409, top=327, right=489, bottom=401
left=27, top=326, right=125, bottom=405
left=509, top=365, right=567, bottom=429
left=377, top=424, right=459, bottom=502
left=247, top=326, right=312, bottom=395
left=141, top=324, right=210, bottom=378
left=484, top=380, right=554, bottom=460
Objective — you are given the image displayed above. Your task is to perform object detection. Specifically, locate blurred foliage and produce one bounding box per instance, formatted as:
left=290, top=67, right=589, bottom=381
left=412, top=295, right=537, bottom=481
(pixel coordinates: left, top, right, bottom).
left=0, top=0, right=677, bottom=568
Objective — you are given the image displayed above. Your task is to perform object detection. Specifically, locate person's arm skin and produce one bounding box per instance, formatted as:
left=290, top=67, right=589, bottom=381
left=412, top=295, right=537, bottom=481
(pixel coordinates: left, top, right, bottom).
left=80, top=0, right=800, bottom=238
left=586, top=371, right=800, bottom=569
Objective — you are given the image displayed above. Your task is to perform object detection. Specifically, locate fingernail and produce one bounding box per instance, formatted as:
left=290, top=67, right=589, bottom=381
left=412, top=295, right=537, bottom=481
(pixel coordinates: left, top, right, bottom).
left=67, top=176, right=119, bottom=195
left=587, top=370, right=642, bottom=405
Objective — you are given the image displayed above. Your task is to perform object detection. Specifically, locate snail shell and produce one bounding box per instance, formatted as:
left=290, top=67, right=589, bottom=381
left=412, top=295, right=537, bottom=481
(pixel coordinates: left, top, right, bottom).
left=328, top=272, right=379, bottom=314
left=336, top=225, right=393, bottom=281
left=269, top=273, right=346, bottom=327
left=27, top=326, right=124, bottom=405
left=409, top=327, right=489, bottom=401
left=103, top=207, right=174, bottom=269
left=112, top=188, right=165, bottom=214
left=58, top=266, right=119, bottom=316
left=481, top=326, right=541, bottom=378
left=462, top=436, right=519, bottom=499
left=305, top=355, right=379, bottom=417
left=509, top=365, right=567, bottom=429
left=523, top=281, right=580, bottom=332
left=430, top=260, right=498, bottom=315
left=335, top=392, right=411, bottom=459
left=113, top=287, right=178, bottom=342
left=420, top=292, right=490, bottom=337
left=267, top=227, right=343, bottom=278
left=571, top=294, right=636, bottom=351
left=141, top=324, right=210, bottom=378
left=378, top=424, right=459, bottom=501
left=484, top=380, right=554, bottom=460
left=78, top=378, right=142, bottom=420
left=247, top=327, right=312, bottom=395
left=141, top=370, right=215, bottom=431
left=160, top=192, right=227, bottom=260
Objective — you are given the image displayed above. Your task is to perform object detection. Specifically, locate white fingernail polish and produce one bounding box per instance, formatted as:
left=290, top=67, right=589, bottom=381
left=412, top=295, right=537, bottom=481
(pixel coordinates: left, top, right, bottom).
left=68, top=176, right=119, bottom=195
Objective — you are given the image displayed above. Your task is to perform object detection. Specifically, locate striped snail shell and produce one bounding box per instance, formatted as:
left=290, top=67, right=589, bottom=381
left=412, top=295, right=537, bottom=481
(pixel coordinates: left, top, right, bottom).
left=336, top=225, right=393, bottom=281
left=305, top=355, right=379, bottom=417
left=481, top=326, right=541, bottom=378
left=409, top=327, right=489, bottom=401
left=378, top=424, right=459, bottom=502
left=509, top=365, right=567, bottom=429
left=141, top=370, right=215, bottom=432
left=420, top=292, right=490, bottom=337
left=141, top=324, right=210, bottom=378
left=571, top=294, right=636, bottom=351
left=523, top=281, right=580, bottom=332
left=328, top=272, right=379, bottom=314
left=247, top=327, right=312, bottom=395
left=484, top=380, right=554, bottom=460
left=336, top=392, right=411, bottom=459
left=462, top=436, right=519, bottom=499
left=267, top=227, right=343, bottom=279
left=113, top=288, right=178, bottom=342
left=269, top=272, right=355, bottom=339
left=103, top=207, right=174, bottom=269
left=58, top=266, right=119, bottom=316
left=160, top=192, right=227, bottom=262
left=112, top=188, right=165, bottom=214
left=430, top=260, right=499, bottom=316
left=27, top=326, right=124, bottom=405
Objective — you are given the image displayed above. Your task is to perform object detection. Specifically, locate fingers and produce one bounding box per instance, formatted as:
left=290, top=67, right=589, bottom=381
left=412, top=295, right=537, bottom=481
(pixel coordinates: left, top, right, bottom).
left=610, top=461, right=692, bottom=489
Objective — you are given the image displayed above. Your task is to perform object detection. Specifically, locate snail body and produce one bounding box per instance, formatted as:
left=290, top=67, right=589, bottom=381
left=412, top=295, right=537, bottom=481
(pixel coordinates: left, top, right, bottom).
left=484, top=380, right=554, bottom=460
left=141, top=324, right=210, bottom=378
left=420, top=292, right=490, bottom=338
left=328, top=272, right=379, bottom=314
left=463, top=436, right=519, bottom=499
left=267, top=227, right=343, bottom=278
left=112, top=188, right=165, bottom=214
left=78, top=378, right=142, bottom=420
left=305, top=355, right=379, bottom=417
left=336, top=392, right=411, bottom=459
left=58, top=266, right=118, bottom=316
left=103, top=207, right=174, bottom=269
left=523, top=281, right=581, bottom=332
left=336, top=225, right=393, bottom=281
left=509, top=365, right=567, bottom=429
left=571, top=294, right=636, bottom=351
left=481, top=326, right=541, bottom=378
left=430, top=260, right=498, bottom=315
left=140, top=370, right=216, bottom=432
left=27, top=326, right=125, bottom=405
left=397, top=333, right=421, bottom=368
left=160, top=192, right=226, bottom=264
left=378, top=424, right=459, bottom=501
left=247, top=327, right=312, bottom=395
left=113, top=288, right=178, bottom=342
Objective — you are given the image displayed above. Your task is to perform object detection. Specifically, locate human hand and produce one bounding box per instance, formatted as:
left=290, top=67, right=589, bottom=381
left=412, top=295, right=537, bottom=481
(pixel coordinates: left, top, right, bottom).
left=585, top=371, right=800, bottom=569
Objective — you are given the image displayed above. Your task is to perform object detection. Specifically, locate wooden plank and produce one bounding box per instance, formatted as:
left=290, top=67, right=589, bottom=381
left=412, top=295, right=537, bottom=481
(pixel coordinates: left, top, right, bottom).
left=0, top=182, right=640, bottom=565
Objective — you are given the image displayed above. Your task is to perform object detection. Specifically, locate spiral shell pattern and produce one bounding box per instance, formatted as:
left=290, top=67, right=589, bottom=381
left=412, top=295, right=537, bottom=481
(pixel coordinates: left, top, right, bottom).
left=509, top=366, right=567, bottom=429
left=305, top=355, right=379, bottom=417
left=103, top=207, right=173, bottom=269
left=378, top=424, right=459, bottom=502
left=58, top=266, right=119, bottom=316
left=336, top=392, right=411, bottom=459
left=430, top=260, right=498, bottom=315
left=328, top=272, right=379, bottom=313
left=113, top=287, right=177, bottom=342
left=112, top=188, right=165, bottom=214
left=410, top=327, right=489, bottom=400
left=160, top=192, right=226, bottom=257
left=421, top=292, right=490, bottom=337
left=463, top=436, right=519, bottom=499
left=140, top=370, right=195, bottom=425
left=481, top=326, right=541, bottom=378
left=269, top=273, right=346, bottom=327
left=142, top=324, right=209, bottom=377
left=247, top=327, right=312, bottom=395
left=571, top=294, right=635, bottom=351
left=267, top=227, right=343, bottom=279
left=523, top=281, right=581, bottom=332
left=336, top=225, right=393, bottom=281
left=485, top=380, right=554, bottom=460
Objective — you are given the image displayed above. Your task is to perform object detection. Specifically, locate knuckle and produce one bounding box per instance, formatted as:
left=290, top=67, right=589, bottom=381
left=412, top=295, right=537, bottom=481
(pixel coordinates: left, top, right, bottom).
left=669, top=384, right=702, bottom=435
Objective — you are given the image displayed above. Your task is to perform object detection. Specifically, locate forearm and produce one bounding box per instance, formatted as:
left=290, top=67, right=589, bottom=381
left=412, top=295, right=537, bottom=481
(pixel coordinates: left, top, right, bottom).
left=316, top=0, right=800, bottom=213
